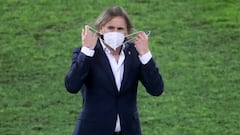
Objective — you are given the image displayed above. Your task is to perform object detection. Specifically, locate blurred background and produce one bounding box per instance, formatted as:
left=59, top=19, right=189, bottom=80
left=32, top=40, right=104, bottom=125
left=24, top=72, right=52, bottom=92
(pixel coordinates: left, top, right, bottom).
left=0, top=0, right=239, bottom=134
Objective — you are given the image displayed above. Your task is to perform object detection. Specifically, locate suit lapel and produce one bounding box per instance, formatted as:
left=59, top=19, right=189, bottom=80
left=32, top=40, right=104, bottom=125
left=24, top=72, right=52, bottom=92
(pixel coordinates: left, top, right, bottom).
left=95, top=42, right=119, bottom=95
left=120, top=45, right=132, bottom=93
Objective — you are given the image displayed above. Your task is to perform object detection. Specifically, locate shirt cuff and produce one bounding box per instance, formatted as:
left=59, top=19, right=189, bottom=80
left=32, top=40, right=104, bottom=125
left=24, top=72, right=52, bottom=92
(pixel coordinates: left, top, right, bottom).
left=81, top=46, right=95, bottom=57
left=139, top=51, right=152, bottom=65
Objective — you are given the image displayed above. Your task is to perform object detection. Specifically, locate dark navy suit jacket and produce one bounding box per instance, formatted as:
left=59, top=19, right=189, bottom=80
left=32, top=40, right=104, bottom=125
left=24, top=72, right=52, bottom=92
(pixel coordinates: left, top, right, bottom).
left=65, top=40, right=164, bottom=135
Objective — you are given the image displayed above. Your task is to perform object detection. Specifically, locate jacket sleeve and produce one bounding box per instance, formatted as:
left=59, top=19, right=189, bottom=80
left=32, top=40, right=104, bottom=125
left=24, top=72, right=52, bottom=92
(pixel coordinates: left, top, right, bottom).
left=139, top=58, right=164, bottom=96
left=64, top=47, right=92, bottom=93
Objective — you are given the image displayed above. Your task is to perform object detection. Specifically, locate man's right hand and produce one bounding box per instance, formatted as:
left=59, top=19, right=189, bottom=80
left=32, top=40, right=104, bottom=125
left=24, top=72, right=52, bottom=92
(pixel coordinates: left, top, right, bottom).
left=81, top=25, right=98, bottom=49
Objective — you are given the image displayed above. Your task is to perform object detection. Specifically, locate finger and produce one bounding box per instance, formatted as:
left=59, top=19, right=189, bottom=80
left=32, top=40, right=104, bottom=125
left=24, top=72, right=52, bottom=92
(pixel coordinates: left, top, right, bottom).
left=134, top=35, right=139, bottom=41
left=82, top=28, right=85, bottom=37
left=139, top=31, right=148, bottom=39
left=86, top=25, right=97, bottom=37
left=85, top=25, right=89, bottom=34
left=134, top=37, right=140, bottom=44
left=136, top=32, right=144, bottom=40
left=82, top=26, right=88, bottom=36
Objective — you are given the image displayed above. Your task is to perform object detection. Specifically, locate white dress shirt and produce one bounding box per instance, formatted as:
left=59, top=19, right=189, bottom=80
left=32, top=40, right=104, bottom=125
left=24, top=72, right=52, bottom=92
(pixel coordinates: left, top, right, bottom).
left=81, top=39, right=152, bottom=132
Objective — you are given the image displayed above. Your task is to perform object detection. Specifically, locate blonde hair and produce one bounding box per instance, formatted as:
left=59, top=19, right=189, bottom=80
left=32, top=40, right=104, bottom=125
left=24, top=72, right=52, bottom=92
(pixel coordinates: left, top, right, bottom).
left=94, top=6, right=134, bottom=34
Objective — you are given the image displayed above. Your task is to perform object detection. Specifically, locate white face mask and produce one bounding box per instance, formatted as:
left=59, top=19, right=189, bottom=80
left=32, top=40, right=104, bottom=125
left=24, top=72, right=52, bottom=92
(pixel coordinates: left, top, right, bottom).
left=103, top=32, right=125, bottom=50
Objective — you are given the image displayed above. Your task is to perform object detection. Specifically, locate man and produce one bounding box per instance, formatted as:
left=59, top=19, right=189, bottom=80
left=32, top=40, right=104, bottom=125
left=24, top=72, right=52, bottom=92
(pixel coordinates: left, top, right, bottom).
left=64, top=6, right=164, bottom=135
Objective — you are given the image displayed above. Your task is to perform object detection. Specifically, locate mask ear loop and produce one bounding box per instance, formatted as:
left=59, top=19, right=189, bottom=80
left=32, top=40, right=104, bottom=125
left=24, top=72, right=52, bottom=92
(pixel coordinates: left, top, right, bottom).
left=124, top=31, right=140, bottom=44
left=123, top=31, right=151, bottom=44
left=125, top=31, right=141, bottom=38
left=86, top=25, right=103, bottom=37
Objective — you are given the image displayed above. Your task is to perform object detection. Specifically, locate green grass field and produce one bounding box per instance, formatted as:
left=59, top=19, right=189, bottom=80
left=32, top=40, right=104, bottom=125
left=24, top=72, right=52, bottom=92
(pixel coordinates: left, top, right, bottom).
left=0, top=0, right=239, bottom=135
